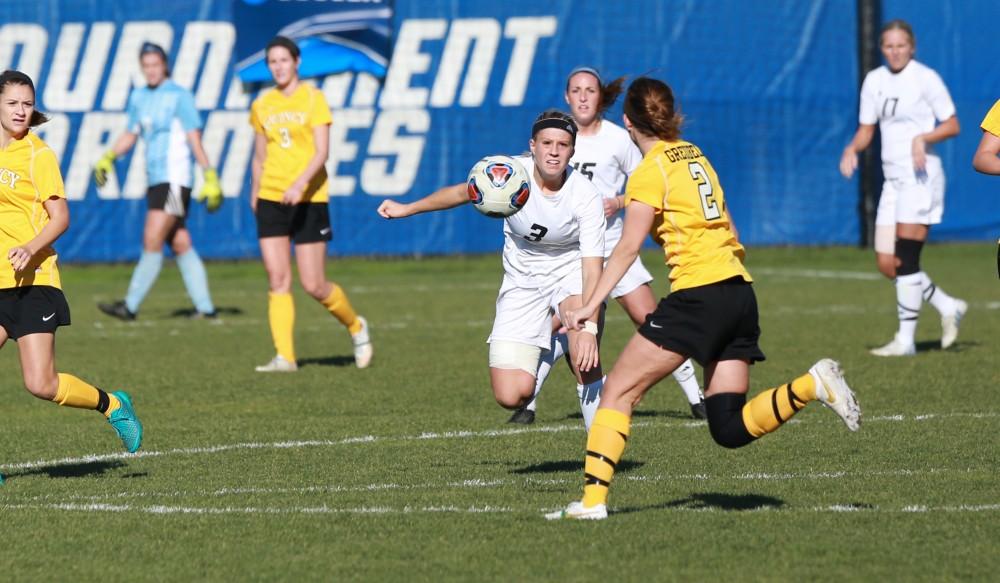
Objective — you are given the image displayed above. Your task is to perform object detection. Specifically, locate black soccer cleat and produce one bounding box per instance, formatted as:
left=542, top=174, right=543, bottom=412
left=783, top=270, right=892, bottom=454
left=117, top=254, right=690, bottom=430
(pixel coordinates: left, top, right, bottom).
left=690, top=400, right=707, bottom=420
left=97, top=300, right=136, bottom=321
left=507, top=408, right=535, bottom=425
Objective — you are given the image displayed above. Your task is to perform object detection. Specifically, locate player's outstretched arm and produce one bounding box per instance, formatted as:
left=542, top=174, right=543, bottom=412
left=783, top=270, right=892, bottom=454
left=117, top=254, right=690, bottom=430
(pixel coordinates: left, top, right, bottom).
left=973, top=131, right=1000, bottom=175
left=566, top=201, right=654, bottom=330
left=377, top=182, right=467, bottom=219
left=93, top=132, right=138, bottom=187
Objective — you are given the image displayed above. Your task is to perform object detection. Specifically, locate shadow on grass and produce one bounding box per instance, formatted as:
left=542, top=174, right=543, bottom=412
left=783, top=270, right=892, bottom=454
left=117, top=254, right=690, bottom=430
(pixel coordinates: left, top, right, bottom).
left=512, top=459, right=644, bottom=475
left=560, top=409, right=696, bottom=422
left=914, top=339, right=976, bottom=353
left=297, top=355, right=356, bottom=368
left=616, top=492, right=784, bottom=515
left=8, top=460, right=128, bottom=481
left=169, top=306, right=244, bottom=319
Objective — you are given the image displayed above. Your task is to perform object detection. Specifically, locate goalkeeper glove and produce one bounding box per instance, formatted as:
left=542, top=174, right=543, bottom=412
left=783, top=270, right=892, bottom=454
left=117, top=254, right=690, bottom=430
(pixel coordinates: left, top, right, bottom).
left=196, top=168, right=223, bottom=213
left=93, top=151, right=116, bottom=188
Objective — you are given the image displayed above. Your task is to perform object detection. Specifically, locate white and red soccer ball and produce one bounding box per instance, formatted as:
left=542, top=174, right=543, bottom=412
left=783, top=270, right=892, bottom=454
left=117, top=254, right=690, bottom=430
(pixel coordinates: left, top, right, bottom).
left=466, top=155, right=531, bottom=218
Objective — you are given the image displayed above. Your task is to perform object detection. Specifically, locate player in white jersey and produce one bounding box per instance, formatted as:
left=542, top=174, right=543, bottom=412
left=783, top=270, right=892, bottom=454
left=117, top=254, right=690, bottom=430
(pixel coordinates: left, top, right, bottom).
left=508, top=68, right=705, bottom=426
left=377, top=110, right=608, bottom=427
left=840, top=20, right=966, bottom=356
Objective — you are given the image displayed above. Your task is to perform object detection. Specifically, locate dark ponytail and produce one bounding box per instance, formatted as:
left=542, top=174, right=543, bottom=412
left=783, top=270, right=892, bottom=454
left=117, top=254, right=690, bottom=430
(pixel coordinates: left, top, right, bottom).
left=623, top=77, right=683, bottom=142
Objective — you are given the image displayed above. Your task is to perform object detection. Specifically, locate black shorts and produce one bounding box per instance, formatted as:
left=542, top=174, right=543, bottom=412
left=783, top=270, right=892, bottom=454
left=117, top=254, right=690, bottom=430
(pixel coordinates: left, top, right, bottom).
left=0, top=286, right=71, bottom=340
left=148, top=183, right=192, bottom=225
left=255, top=200, right=333, bottom=244
left=638, top=276, right=766, bottom=367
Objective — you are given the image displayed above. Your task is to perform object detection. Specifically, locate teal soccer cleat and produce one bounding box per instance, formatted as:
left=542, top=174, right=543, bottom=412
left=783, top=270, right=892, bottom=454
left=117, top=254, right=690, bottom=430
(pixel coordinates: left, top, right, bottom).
left=108, top=391, right=143, bottom=453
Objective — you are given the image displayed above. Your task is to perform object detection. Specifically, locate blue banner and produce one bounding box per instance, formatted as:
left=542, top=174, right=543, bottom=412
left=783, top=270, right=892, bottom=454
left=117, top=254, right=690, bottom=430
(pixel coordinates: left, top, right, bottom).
left=234, top=0, right=392, bottom=82
left=0, top=0, right=996, bottom=262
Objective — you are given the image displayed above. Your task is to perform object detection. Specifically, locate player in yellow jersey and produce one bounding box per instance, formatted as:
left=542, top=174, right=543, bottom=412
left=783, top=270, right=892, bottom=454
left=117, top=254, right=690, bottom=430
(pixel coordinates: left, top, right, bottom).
left=546, top=77, right=861, bottom=520
left=973, top=99, right=1000, bottom=175
left=249, top=36, right=371, bottom=372
left=0, top=71, right=142, bottom=485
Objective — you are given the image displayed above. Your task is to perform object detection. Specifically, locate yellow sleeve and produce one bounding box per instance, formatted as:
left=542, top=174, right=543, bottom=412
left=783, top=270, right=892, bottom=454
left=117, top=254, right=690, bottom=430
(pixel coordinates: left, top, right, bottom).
left=249, top=99, right=264, bottom=134
left=310, top=87, right=333, bottom=128
left=31, top=147, right=66, bottom=200
left=624, top=161, right=666, bottom=210
left=981, top=99, right=1000, bottom=137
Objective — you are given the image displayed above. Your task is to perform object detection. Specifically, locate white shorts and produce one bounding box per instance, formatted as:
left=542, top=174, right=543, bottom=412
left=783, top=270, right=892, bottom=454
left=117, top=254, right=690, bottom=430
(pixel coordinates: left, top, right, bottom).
left=875, top=168, right=945, bottom=228
left=487, top=271, right=582, bottom=350
left=610, top=255, right=654, bottom=298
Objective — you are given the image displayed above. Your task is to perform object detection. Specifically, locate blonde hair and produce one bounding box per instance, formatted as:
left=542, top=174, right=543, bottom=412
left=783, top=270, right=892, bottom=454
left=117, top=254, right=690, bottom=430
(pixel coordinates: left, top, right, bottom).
left=880, top=19, right=916, bottom=49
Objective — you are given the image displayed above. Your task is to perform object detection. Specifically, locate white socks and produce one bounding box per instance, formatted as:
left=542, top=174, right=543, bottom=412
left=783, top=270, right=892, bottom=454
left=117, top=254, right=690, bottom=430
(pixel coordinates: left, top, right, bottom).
left=894, top=273, right=923, bottom=345
left=577, top=376, right=604, bottom=431
left=672, top=359, right=703, bottom=405
left=525, top=332, right=568, bottom=413
left=919, top=271, right=957, bottom=316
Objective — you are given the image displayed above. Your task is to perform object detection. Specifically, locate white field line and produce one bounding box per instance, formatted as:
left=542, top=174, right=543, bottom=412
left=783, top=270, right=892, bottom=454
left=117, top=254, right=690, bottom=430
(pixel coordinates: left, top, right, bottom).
left=2, top=411, right=997, bottom=474
left=2, top=501, right=997, bottom=517
left=8, top=466, right=987, bottom=506
left=752, top=267, right=882, bottom=281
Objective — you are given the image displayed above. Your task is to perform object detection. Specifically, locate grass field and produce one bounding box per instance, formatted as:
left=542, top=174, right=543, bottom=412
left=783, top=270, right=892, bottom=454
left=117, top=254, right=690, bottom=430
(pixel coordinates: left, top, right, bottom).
left=1, top=243, right=998, bottom=582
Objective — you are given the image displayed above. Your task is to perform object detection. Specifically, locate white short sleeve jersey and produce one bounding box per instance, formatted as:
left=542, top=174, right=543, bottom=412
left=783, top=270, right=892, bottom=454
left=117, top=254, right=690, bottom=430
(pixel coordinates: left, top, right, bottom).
left=859, top=60, right=956, bottom=178
left=570, top=120, right=642, bottom=252
left=501, top=155, right=606, bottom=288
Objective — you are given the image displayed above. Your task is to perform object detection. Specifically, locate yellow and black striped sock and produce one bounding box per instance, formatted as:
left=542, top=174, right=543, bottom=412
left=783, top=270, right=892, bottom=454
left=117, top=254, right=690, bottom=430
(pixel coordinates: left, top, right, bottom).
left=320, top=284, right=361, bottom=335
left=742, top=372, right=817, bottom=438
left=54, top=373, right=120, bottom=418
left=581, top=408, right=631, bottom=508
left=268, top=292, right=296, bottom=363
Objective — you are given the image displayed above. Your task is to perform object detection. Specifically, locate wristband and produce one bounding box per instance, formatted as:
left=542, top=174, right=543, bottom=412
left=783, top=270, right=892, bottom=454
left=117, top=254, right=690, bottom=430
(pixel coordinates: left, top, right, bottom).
left=581, top=321, right=599, bottom=335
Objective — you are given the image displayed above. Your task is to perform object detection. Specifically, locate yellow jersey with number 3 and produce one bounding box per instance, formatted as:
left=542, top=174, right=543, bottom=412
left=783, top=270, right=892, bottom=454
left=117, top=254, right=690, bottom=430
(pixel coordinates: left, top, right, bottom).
left=250, top=83, right=332, bottom=203
left=625, top=139, right=750, bottom=292
left=0, top=132, right=64, bottom=290
left=981, top=99, right=1000, bottom=137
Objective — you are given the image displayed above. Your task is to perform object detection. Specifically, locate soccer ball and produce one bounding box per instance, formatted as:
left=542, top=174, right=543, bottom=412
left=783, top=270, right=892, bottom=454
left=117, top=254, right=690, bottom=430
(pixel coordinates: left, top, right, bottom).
left=466, top=155, right=531, bottom=218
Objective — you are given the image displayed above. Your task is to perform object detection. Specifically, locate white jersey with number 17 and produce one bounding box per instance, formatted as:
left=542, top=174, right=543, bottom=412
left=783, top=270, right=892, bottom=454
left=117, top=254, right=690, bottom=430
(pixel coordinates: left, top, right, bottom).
left=501, top=155, right=606, bottom=288
left=859, top=60, right=956, bottom=179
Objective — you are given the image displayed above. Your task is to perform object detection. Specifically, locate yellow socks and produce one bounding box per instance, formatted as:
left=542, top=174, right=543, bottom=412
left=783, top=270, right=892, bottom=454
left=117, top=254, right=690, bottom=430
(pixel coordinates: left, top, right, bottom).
left=741, top=372, right=816, bottom=438
left=268, top=292, right=296, bottom=362
left=54, top=373, right=120, bottom=418
left=320, top=285, right=361, bottom=335
left=582, top=408, right=632, bottom=508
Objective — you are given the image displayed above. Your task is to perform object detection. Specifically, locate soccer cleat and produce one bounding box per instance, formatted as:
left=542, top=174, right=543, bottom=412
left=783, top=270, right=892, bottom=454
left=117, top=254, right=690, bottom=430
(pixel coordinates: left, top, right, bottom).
left=98, top=300, right=136, bottom=321
left=352, top=316, right=373, bottom=369
left=0, top=472, right=5, bottom=485
left=809, top=359, right=861, bottom=432
left=108, top=391, right=143, bottom=453
left=507, top=408, right=536, bottom=425
left=544, top=500, right=608, bottom=521
left=869, top=337, right=916, bottom=357
left=940, top=299, right=967, bottom=350
left=255, top=355, right=298, bottom=372
left=690, top=400, right=707, bottom=420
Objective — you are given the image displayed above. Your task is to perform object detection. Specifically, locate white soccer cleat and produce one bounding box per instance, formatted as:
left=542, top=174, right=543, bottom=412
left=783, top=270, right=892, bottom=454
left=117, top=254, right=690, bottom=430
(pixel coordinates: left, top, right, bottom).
left=544, top=500, right=608, bottom=521
left=809, top=358, right=861, bottom=432
left=255, top=354, right=298, bottom=372
left=352, top=316, right=373, bottom=369
left=940, top=299, right=967, bottom=350
left=869, top=337, right=916, bottom=357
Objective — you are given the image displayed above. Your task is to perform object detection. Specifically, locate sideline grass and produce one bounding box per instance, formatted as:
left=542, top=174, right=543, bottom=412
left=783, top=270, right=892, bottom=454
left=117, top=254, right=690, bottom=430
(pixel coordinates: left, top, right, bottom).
left=1, top=244, right=998, bottom=581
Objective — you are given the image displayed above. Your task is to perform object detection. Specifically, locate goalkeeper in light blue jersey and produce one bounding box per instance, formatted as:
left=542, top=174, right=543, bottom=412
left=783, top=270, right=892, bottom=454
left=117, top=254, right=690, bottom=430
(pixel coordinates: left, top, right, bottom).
left=94, top=42, right=222, bottom=321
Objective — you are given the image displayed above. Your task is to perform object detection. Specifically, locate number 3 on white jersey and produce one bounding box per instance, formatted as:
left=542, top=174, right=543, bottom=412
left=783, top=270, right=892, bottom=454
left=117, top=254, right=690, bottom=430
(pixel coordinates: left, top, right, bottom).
left=279, top=128, right=292, bottom=149
left=688, top=161, right=721, bottom=220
